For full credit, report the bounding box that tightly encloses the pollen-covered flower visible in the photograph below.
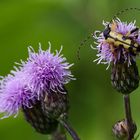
[22,43,74,97]
[93,18,140,68]
[93,18,140,94]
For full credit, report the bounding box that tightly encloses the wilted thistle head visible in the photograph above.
[0,43,74,134]
[93,18,140,94]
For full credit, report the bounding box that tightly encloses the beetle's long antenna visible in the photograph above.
[77,33,93,60]
[110,8,140,24]
[77,8,140,60]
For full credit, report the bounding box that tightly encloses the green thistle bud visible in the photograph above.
[112,119,137,140]
[111,61,139,94]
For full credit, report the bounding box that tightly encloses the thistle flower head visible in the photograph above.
[93,18,140,94]
[0,72,36,119]
[93,18,140,68]
[0,43,74,121]
[22,43,74,97]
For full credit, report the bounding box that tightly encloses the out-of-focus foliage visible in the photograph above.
[0,0,140,140]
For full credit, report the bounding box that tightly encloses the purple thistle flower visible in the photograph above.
[93,18,140,94]
[0,72,36,119]
[93,18,140,69]
[0,43,74,120]
[22,43,75,97]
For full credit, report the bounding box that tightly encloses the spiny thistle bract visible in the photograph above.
[93,18,140,94]
[0,43,75,134]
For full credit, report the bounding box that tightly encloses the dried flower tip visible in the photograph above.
[112,119,137,140]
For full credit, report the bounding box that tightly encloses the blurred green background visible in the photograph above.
[0,0,140,140]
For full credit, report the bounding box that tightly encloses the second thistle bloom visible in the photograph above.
[93,18,140,94]
[22,43,73,134]
[22,43,74,96]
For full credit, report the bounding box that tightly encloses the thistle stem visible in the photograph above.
[58,118,80,140]
[124,95,135,140]
[51,125,67,140]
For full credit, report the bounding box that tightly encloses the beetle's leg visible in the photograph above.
[122,27,139,40]
[126,27,139,37]
[110,21,117,31]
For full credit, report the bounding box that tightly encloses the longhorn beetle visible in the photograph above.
[77,8,140,59]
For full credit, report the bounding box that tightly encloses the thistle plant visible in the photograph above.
[0,43,80,140]
[93,18,140,140]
